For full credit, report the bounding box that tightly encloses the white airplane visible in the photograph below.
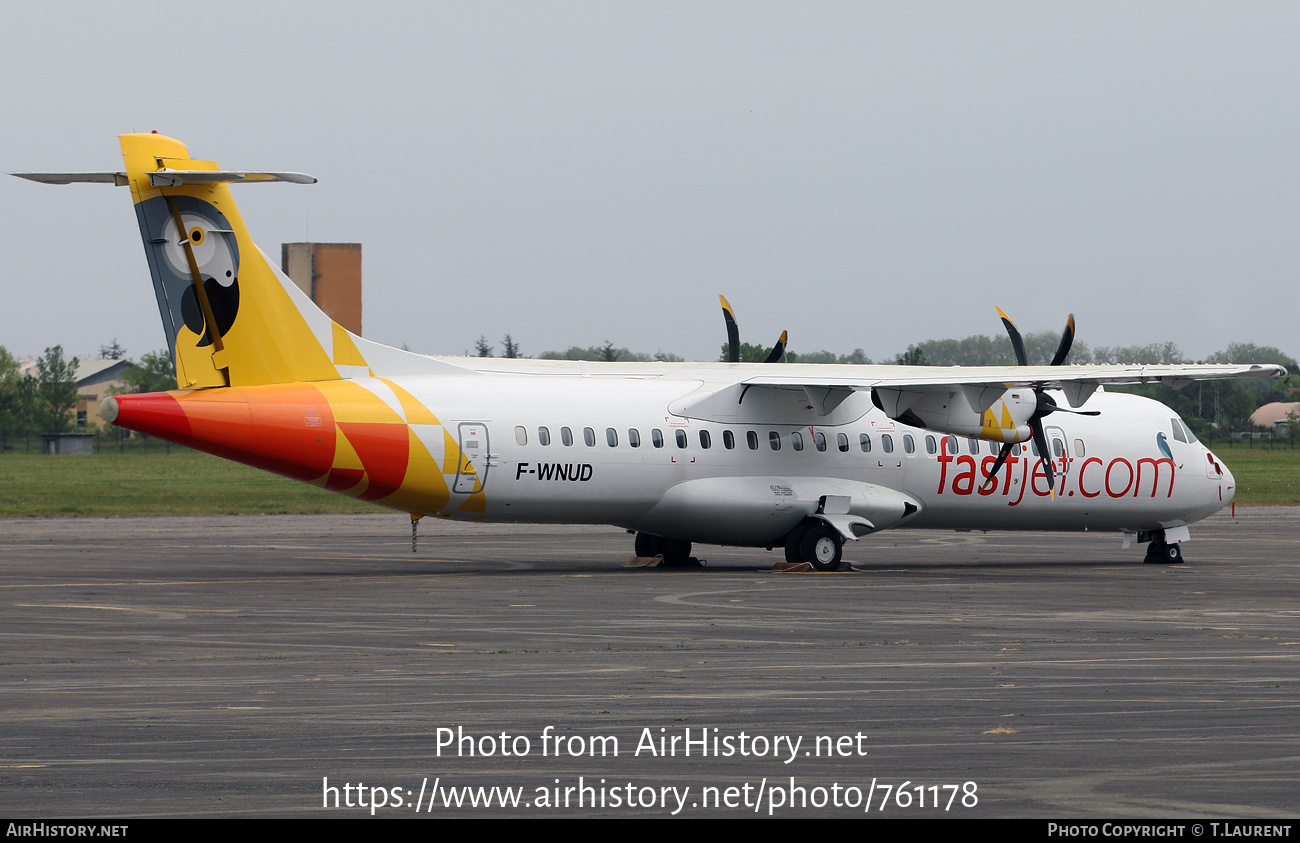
[15,134,1286,569]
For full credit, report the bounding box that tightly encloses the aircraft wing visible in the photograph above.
[738,362,1287,413]
[742,362,1285,391]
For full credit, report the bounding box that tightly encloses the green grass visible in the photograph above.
[1,442,1296,517]
[0,450,377,517]
[1208,442,1300,506]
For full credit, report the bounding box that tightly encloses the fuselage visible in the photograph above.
[105,359,1234,550]
[411,367,1232,540]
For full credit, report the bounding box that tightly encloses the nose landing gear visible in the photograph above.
[1144,538,1184,564]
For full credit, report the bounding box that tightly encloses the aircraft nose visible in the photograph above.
[1208,448,1235,504]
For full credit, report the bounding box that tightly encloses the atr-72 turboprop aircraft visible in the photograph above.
[15,134,1287,569]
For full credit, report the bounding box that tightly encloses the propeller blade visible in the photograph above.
[1049,314,1076,367]
[997,307,1028,366]
[720,295,741,363]
[764,330,788,363]
[1031,421,1055,496]
[979,442,1014,492]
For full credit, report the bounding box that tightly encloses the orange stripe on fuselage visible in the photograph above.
[336,422,410,501]
[109,379,452,514]
[111,383,337,483]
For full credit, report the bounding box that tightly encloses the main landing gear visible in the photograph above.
[633,532,698,567]
[784,519,845,572]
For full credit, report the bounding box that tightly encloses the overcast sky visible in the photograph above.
[3,2,1297,365]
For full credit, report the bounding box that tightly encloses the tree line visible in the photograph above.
[0,343,174,448]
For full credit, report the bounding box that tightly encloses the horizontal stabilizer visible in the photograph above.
[148,169,317,186]
[12,172,130,186]
[12,170,316,187]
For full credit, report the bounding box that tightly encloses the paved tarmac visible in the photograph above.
[1,509,1297,818]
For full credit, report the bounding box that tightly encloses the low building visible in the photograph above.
[1250,401,1300,434]
[17,356,132,431]
[282,242,362,335]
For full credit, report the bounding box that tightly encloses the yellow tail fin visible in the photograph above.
[121,132,346,387]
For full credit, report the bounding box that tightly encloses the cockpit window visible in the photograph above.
[1170,418,1187,444]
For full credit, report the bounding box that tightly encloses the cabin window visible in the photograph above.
[561,426,573,446]
[989,441,1000,456]
[791,432,804,451]
[814,431,827,452]
[769,431,782,451]
[675,429,688,449]
[628,429,641,448]
[1029,440,1039,457]
[538,426,551,446]
[584,427,596,447]
[881,433,894,453]
[859,433,871,453]
[947,436,958,455]
[1052,438,1064,458]
[925,435,937,455]
[903,434,915,454]
[699,430,712,449]
[723,430,735,450]
[967,437,979,454]
[837,432,849,452]
[1074,438,1085,457]
[514,426,527,446]
[652,429,664,448]
[606,427,618,447]
[1012,443,1022,456]
[747,430,759,450]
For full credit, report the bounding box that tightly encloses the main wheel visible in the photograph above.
[658,538,693,567]
[799,523,843,572]
[634,532,662,558]
[784,521,815,565]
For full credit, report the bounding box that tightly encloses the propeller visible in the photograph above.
[980,309,1100,496]
[721,295,741,363]
[764,330,788,364]
[720,295,787,363]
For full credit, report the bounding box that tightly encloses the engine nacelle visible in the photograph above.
[873,385,1035,444]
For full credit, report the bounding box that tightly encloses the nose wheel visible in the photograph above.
[1144,540,1184,564]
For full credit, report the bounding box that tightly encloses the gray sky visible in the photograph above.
[3,2,1297,365]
